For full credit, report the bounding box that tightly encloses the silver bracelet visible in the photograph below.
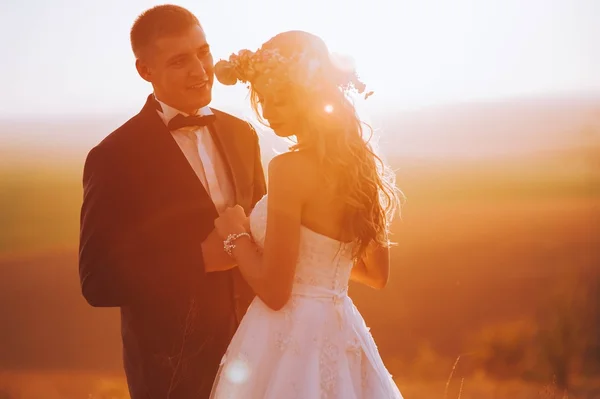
[223,232,251,257]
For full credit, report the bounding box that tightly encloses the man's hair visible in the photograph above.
[130,4,201,59]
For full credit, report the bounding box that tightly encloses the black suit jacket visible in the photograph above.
[78,95,266,398]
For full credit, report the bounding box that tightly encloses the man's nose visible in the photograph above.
[189,57,208,79]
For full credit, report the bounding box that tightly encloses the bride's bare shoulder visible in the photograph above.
[267,151,318,194]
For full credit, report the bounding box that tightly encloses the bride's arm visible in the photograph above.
[215,155,305,311]
[350,238,390,289]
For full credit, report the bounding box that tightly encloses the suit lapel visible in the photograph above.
[136,95,252,212]
[209,110,251,211]
[138,95,215,209]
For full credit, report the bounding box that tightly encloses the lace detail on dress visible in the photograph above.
[319,335,339,396]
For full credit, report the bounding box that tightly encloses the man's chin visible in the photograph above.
[185,94,212,112]
[195,97,212,109]
[184,85,212,108]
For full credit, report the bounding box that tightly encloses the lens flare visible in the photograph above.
[224,358,250,384]
[324,104,334,113]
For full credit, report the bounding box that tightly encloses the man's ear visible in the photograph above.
[135,58,152,83]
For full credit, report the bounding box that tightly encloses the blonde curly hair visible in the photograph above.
[215,31,402,259]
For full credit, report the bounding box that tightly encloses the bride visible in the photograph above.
[210,30,404,398]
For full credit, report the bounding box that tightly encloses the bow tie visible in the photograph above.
[168,113,216,131]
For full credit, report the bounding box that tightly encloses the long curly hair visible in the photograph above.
[216,31,402,259]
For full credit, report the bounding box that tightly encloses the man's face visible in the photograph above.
[137,25,214,113]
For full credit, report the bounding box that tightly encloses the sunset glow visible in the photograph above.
[0,1,598,398]
[0,0,598,117]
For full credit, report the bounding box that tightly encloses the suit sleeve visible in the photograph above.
[249,125,267,207]
[78,146,135,307]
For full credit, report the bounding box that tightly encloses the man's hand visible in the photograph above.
[201,229,237,273]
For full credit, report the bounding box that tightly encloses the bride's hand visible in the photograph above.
[215,205,248,239]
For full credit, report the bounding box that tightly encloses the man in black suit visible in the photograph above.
[78,5,266,398]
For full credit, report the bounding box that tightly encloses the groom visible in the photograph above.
[78,5,266,399]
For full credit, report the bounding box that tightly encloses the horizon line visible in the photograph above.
[1,88,599,122]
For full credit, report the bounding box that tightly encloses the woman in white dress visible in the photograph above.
[210,30,404,399]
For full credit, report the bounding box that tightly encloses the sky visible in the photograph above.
[0,0,599,118]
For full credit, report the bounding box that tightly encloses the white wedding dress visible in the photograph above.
[209,195,403,398]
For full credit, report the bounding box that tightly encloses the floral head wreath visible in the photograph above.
[214,47,374,100]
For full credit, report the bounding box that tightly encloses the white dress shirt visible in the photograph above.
[154,96,234,214]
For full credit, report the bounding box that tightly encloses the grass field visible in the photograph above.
[1,369,598,399]
[0,146,598,398]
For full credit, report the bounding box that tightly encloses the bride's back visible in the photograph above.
[289,151,359,245]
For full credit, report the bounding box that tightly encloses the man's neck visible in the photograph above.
[153,94,198,116]
[153,93,213,128]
